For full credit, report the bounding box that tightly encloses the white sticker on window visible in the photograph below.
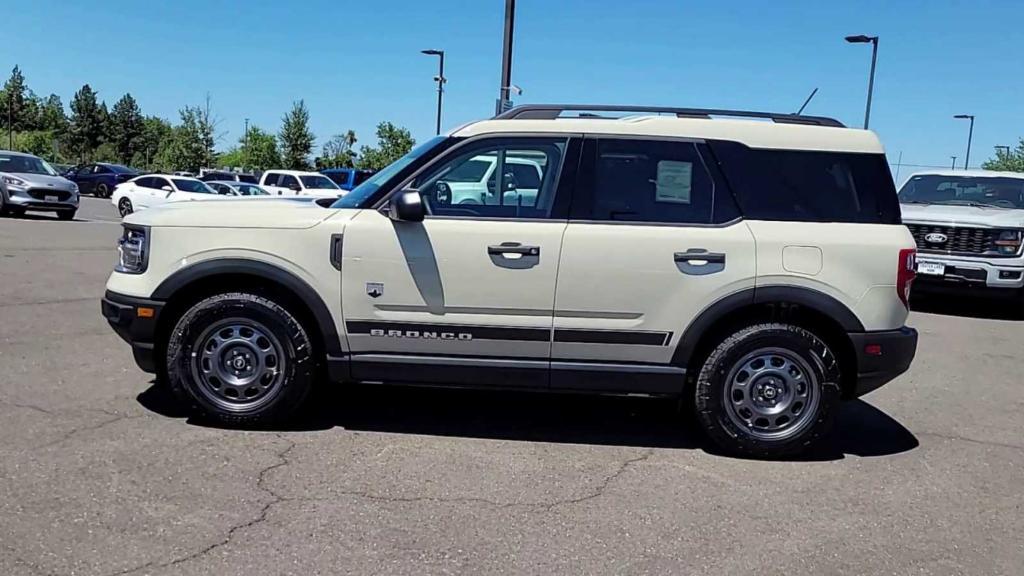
[654,161,693,204]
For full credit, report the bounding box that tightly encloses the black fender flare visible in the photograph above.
[152,258,343,356]
[672,285,864,367]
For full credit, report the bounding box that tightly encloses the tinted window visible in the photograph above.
[262,173,280,186]
[578,139,730,224]
[353,171,373,186]
[299,175,338,189]
[709,141,900,224]
[134,177,154,189]
[279,175,299,189]
[76,165,93,177]
[236,184,268,196]
[324,172,349,186]
[413,137,568,219]
[173,179,215,193]
[151,177,172,190]
[95,165,112,174]
[237,174,258,184]
[108,164,135,174]
[445,159,491,182]
[899,175,1024,209]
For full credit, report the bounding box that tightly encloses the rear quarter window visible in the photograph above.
[708,141,901,224]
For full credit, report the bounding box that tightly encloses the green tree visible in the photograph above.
[136,116,173,169]
[982,139,1024,172]
[108,93,144,164]
[316,130,357,169]
[217,147,244,168]
[240,126,281,170]
[154,106,211,172]
[12,131,58,159]
[1,65,38,133]
[38,94,68,133]
[356,121,415,171]
[68,84,106,161]
[279,100,314,170]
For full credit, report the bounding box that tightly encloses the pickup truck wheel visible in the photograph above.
[165,292,315,426]
[694,323,841,459]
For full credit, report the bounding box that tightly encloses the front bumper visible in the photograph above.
[848,327,918,398]
[101,290,164,373]
[7,186,79,210]
[914,252,1024,289]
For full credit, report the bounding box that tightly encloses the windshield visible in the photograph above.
[236,184,269,196]
[0,153,59,176]
[332,136,449,208]
[299,175,339,190]
[173,179,216,193]
[899,175,1024,209]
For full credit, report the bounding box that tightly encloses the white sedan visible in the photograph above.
[112,174,225,216]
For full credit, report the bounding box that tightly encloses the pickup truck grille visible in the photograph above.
[905,223,1014,257]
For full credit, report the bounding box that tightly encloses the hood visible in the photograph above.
[3,172,77,190]
[124,197,358,229]
[900,203,1024,228]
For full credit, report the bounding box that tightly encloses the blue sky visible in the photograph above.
[5,0,1023,178]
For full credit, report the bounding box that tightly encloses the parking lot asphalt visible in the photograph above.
[0,196,1022,576]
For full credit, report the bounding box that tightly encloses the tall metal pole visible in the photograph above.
[864,38,878,129]
[951,156,957,170]
[964,116,974,170]
[497,0,515,115]
[7,89,12,149]
[435,52,445,135]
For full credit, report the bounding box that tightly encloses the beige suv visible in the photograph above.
[102,104,918,458]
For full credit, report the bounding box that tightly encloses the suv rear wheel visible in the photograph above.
[165,292,316,426]
[694,323,841,458]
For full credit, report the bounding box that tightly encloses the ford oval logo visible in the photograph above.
[925,232,948,243]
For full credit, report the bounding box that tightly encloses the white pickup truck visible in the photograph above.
[260,170,342,197]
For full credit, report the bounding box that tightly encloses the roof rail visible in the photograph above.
[494,104,845,128]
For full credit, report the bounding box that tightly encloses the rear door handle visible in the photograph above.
[488,243,540,257]
[674,249,726,275]
[674,251,725,264]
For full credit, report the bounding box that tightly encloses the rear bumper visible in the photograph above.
[848,327,918,398]
[101,290,164,373]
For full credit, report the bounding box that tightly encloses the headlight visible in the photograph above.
[2,175,25,187]
[70,183,79,193]
[116,226,149,274]
[994,230,1022,255]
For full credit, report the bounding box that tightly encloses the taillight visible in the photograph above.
[897,248,916,309]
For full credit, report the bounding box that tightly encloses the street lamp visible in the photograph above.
[950,156,957,170]
[421,49,446,135]
[845,34,879,129]
[954,114,975,170]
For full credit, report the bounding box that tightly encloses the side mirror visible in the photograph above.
[388,191,425,222]
[289,183,301,192]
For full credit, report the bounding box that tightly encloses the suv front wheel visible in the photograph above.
[694,323,841,458]
[165,292,316,426]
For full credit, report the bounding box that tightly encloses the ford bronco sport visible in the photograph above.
[102,104,918,458]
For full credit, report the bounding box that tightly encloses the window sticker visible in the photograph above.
[654,160,693,204]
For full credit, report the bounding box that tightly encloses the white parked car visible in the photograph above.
[260,170,342,197]
[112,174,223,216]
[899,169,1024,305]
[438,153,544,207]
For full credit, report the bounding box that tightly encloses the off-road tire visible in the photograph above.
[694,323,842,459]
[165,292,316,426]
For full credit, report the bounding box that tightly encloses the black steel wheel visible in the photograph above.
[694,323,841,458]
[165,292,316,426]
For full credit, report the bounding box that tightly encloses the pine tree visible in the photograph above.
[279,100,314,170]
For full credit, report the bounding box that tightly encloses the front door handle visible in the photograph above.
[488,243,540,257]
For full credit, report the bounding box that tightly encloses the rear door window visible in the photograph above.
[708,141,900,224]
[262,173,280,186]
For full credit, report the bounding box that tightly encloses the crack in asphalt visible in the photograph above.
[99,444,654,575]
[107,435,298,576]
[918,430,1024,452]
[297,448,656,511]
[0,399,59,416]
[31,412,145,451]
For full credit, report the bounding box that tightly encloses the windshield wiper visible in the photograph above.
[940,200,1004,209]
[901,200,932,205]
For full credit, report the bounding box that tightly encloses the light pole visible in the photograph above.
[950,156,957,170]
[243,117,250,170]
[995,145,1010,157]
[496,0,516,115]
[7,89,12,149]
[845,34,879,129]
[954,114,975,170]
[421,49,446,135]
